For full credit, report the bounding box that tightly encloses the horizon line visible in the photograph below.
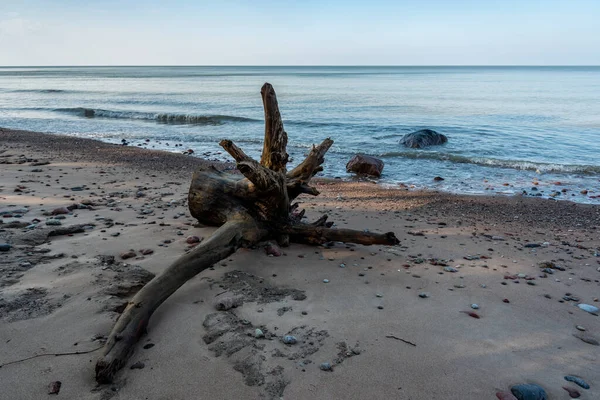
[1,64,600,68]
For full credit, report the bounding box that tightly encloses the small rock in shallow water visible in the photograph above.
[319,362,332,371]
[510,383,547,400]
[578,304,599,314]
[562,386,581,398]
[282,335,297,345]
[564,376,590,389]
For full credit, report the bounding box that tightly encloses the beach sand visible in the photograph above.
[1,128,599,399]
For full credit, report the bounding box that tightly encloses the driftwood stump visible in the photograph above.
[95,83,399,383]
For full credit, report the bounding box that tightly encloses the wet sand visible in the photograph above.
[1,128,599,399]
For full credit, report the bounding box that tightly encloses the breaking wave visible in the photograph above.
[54,107,259,125]
[379,151,600,174]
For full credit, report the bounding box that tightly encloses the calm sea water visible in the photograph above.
[1,66,599,203]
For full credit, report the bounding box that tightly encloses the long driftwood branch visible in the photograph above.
[95,214,264,383]
[282,224,400,246]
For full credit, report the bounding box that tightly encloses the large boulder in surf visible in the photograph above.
[346,154,384,177]
[400,129,448,148]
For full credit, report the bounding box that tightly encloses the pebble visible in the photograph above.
[573,333,599,346]
[418,292,429,298]
[140,249,154,255]
[130,361,145,370]
[562,386,581,398]
[376,293,383,298]
[319,362,332,371]
[323,279,329,283]
[503,299,510,303]
[120,250,137,259]
[51,207,70,215]
[564,376,590,389]
[576,325,586,331]
[578,304,599,314]
[526,281,536,286]
[510,383,547,400]
[471,304,479,310]
[496,391,518,400]
[47,381,62,395]
[0,243,11,252]
[339,263,346,268]
[45,219,62,226]
[443,266,458,273]
[254,329,265,338]
[282,335,297,345]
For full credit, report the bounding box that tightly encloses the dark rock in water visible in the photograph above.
[563,386,581,398]
[346,154,384,177]
[400,129,448,148]
[433,176,445,181]
[510,384,547,400]
[564,375,590,389]
[0,243,11,252]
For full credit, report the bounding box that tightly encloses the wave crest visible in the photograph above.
[54,107,259,125]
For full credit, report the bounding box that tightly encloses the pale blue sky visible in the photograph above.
[1,0,599,65]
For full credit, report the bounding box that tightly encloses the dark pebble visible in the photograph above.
[564,375,590,389]
[143,343,155,349]
[0,243,11,252]
[130,361,145,370]
[510,383,547,400]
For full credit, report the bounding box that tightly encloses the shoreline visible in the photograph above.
[1,127,599,399]
[2,127,598,211]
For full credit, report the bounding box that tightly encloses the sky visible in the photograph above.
[0,0,599,66]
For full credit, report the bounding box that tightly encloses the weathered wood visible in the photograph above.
[95,213,264,383]
[281,224,400,246]
[95,83,399,384]
[260,83,288,172]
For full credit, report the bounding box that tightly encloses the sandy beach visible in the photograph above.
[1,128,599,399]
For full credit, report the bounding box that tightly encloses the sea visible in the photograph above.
[1,66,599,203]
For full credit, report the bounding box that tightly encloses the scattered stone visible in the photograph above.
[443,266,458,273]
[282,335,297,345]
[433,176,444,181]
[471,304,479,310]
[130,361,145,370]
[319,362,332,371]
[503,299,510,303]
[51,207,70,216]
[345,154,384,177]
[143,343,155,350]
[496,391,518,400]
[323,279,329,283]
[185,235,202,245]
[214,294,244,311]
[418,292,429,298]
[578,304,599,314]
[47,381,62,395]
[510,383,547,400]
[264,241,282,257]
[120,250,137,260]
[45,219,62,226]
[573,333,599,346]
[254,329,265,338]
[400,129,448,148]
[562,386,581,398]
[564,376,590,389]
[0,243,11,252]
[576,325,586,332]
[139,248,154,255]
[524,243,541,248]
